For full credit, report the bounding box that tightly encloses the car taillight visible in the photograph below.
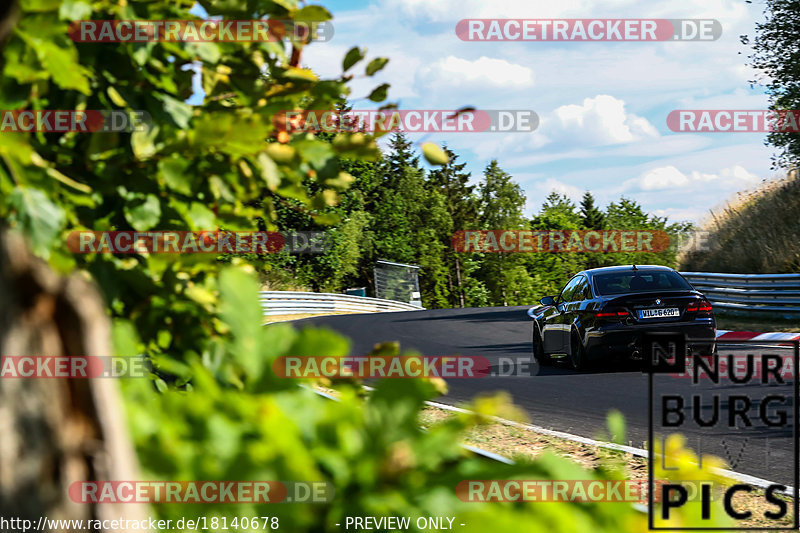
[687,300,713,313]
[596,308,629,318]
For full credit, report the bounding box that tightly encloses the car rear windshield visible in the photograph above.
[592,271,692,295]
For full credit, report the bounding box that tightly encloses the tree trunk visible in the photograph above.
[454,256,465,308]
[0,230,150,531]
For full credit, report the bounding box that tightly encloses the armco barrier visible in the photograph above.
[260,291,424,317]
[681,272,800,315]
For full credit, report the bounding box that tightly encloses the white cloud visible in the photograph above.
[299,0,776,224]
[531,178,584,201]
[523,177,585,215]
[383,0,640,22]
[510,154,773,222]
[380,0,755,43]
[443,94,659,164]
[607,135,713,158]
[544,94,658,145]
[418,56,534,90]
[633,166,691,190]
[625,164,760,192]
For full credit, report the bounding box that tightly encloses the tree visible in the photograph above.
[528,192,584,297]
[579,191,606,268]
[428,147,478,307]
[477,160,534,305]
[604,197,688,267]
[532,192,582,230]
[580,191,605,229]
[384,132,420,187]
[742,0,800,168]
[368,134,425,265]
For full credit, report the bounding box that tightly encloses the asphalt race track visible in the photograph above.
[294,307,797,487]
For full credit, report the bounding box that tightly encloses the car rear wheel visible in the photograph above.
[532,326,552,366]
[569,332,586,370]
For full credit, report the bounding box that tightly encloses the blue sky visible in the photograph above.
[296,0,782,224]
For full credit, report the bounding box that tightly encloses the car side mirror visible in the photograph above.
[540,296,556,306]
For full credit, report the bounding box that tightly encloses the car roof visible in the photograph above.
[580,265,676,278]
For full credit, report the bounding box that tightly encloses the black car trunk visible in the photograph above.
[604,291,705,323]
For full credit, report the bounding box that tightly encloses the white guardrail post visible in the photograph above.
[681,272,800,315]
[260,291,425,317]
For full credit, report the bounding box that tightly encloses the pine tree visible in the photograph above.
[477,160,533,306]
[385,132,420,189]
[528,192,584,297]
[579,191,606,268]
[427,147,478,307]
[579,191,605,229]
[479,160,526,228]
[370,133,423,265]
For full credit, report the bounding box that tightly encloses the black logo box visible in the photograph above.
[644,334,799,531]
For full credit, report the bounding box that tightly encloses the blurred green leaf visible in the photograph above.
[131,125,160,160]
[365,57,389,76]
[422,142,449,166]
[188,202,216,229]
[158,156,193,195]
[219,267,265,380]
[113,319,142,357]
[343,47,365,72]
[367,83,389,102]
[153,93,193,129]
[294,5,332,22]
[257,153,281,191]
[606,409,626,445]
[7,187,65,259]
[123,194,162,231]
[58,0,92,19]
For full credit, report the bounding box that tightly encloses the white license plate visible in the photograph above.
[638,308,679,319]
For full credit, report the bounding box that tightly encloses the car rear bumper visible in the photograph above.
[584,319,716,360]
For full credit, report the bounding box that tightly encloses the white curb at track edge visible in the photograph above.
[716,329,800,341]
[422,398,796,497]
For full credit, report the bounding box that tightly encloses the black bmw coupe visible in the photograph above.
[528,265,716,369]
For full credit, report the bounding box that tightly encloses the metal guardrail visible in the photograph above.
[260,291,424,317]
[681,272,800,315]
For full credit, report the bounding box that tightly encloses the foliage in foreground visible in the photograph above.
[0,0,389,369]
[1,0,734,530]
[125,267,648,532]
[123,267,740,532]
